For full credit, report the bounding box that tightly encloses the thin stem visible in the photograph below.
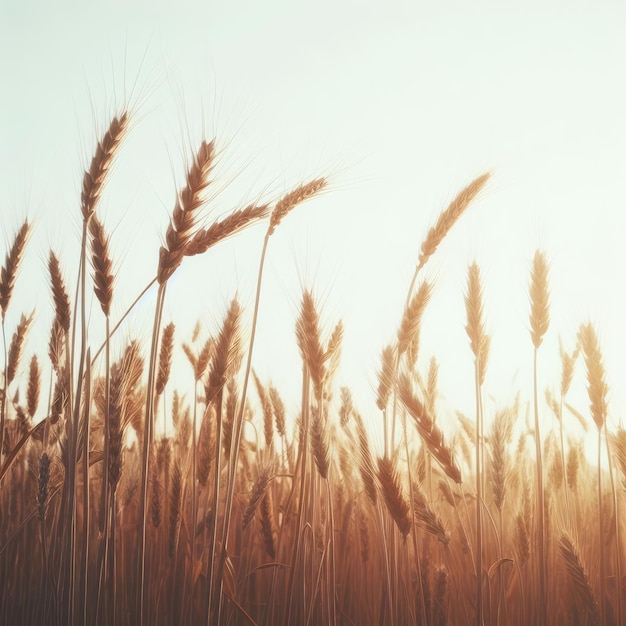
[558,396,571,523]
[91,277,157,367]
[475,359,483,626]
[0,320,7,467]
[67,219,91,626]
[99,316,111,623]
[207,387,225,625]
[605,424,622,626]
[138,281,167,626]
[533,347,547,625]
[285,365,311,626]
[214,232,271,624]
[598,430,606,626]
[82,351,91,626]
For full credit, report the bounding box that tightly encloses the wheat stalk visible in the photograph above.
[529,251,550,349]
[578,322,610,626]
[465,260,489,626]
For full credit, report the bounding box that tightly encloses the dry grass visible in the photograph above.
[1,112,625,626]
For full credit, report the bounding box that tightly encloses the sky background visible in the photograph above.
[2,1,626,454]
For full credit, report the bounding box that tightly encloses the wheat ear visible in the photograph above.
[558,534,600,625]
[0,220,30,318]
[412,484,450,544]
[157,140,215,283]
[528,250,551,626]
[242,465,272,530]
[529,250,550,349]
[377,455,412,537]
[7,311,34,385]
[185,203,269,257]
[27,355,40,419]
[155,323,175,397]
[398,374,462,484]
[578,322,609,625]
[89,216,114,316]
[295,290,326,399]
[416,172,490,273]
[577,323,608,431]
[464,260,489,626]
[81,112,129,219]
[268,177,327,234]
[48,251,71,333]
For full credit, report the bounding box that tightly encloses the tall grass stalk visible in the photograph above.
[529,250,550,625]
[465,261,489,626]
[578,322,609,626]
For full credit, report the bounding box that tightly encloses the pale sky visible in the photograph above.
[2,1,625,451]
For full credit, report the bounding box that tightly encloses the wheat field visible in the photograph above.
[0,110,625,626]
